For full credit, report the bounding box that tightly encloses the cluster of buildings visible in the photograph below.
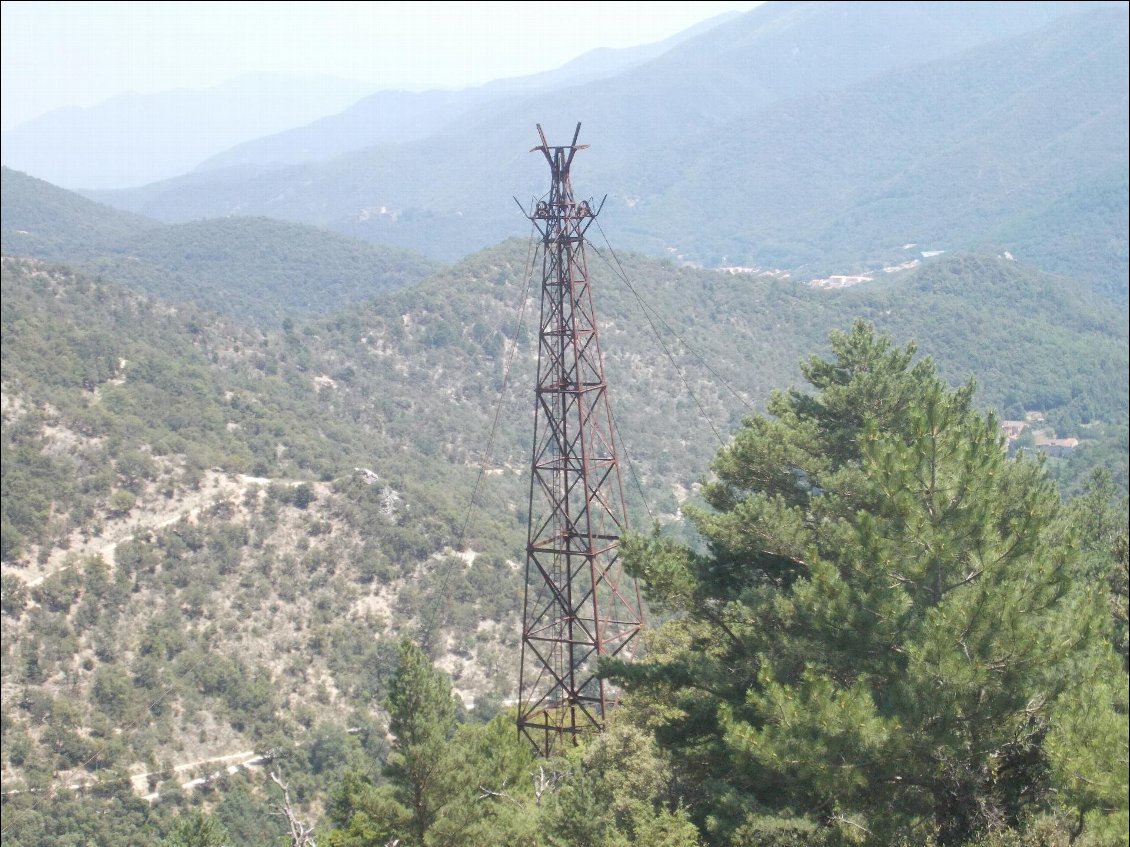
[808,273,874,289]
[808,246,948,289]
[714,265,791,279]
[999,414,1080,457]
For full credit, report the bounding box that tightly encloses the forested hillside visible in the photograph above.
[1,168,159,260]
[289,239,1126,509]
[2,233,1126,843]
[1,168,439,325]
[0,257,524,846]
[1,3,1126,842]
[82,217,440,325]
[3,237,1124,588]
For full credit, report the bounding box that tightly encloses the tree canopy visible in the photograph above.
[610,321,1127,845]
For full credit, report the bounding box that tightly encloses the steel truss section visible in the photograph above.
[517,124,645,757]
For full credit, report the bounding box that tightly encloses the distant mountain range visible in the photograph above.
[0,13,736,192]
[74,1,1126,301]
[0,74,375,189]
[193,11,740,173]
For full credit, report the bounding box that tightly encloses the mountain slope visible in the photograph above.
[1,257,520,846]
[87,217,441,325]
[1,169,439,325]
[4,240,1122,582]
[289,241,1128,513]
[618,6,1129,291]
[1,167,160,259]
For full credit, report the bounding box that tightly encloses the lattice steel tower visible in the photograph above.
[517,124,645,757]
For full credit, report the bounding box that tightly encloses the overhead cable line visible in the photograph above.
[608,406,655,525]
[588,231,726,448]
[418,227,539,643]
[593,219,757,417]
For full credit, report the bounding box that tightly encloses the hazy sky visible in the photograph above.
[1,1,763,130]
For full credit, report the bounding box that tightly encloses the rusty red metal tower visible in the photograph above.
[517,124,645,757]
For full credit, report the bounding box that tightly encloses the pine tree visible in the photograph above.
[385,638,459,844]
[1043,469,1129,842]
[327,644,544,847]
[327,638,458,847]
[610,322,1123,845]
[162,810,231,847]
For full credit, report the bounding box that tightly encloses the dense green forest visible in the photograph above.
[82,217,440,326]
[1,167,159,259]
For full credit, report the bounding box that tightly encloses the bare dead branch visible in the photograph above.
[269,770,317,847]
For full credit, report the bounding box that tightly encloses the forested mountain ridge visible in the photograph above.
[1,167,160,260]
[1,167,440,325]
[13,167,1124,456]
[2,233,1126,843]
[81,217,440,326]
[293,240,1127,507]
[1,256,525,845]
[85,3,1129,300]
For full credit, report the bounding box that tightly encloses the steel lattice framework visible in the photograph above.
[517,124,645,757]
